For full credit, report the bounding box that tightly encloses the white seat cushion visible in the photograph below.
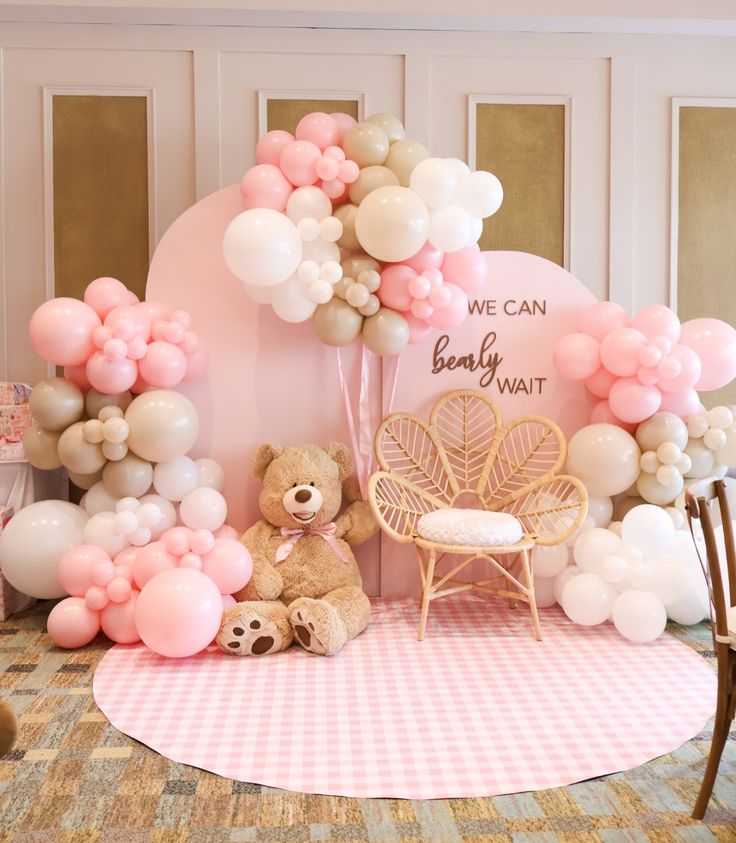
[417,508,523,546]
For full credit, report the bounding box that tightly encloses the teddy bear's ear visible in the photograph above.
[325,442,353,480]
[251,443,283,480]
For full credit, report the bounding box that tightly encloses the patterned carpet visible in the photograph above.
[0,602,734,843]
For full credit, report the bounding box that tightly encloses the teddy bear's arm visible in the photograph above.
[236,521,284,601]
[334,500,379,546]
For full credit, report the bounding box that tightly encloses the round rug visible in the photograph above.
[93,596,716,799]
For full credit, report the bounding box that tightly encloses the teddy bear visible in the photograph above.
[216,442,378,657]
[0,700,16,756]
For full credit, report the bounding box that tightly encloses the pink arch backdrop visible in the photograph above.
[147,186,596,596]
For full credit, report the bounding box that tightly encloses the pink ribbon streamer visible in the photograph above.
[275,522,350,565]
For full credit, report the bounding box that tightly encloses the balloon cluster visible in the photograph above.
[223,111,499,356]
[553,302,736,426]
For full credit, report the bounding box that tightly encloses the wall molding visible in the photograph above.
[257,89,365,137]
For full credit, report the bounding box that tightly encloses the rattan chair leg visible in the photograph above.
[520,547,542,641]
[418,549,437,642]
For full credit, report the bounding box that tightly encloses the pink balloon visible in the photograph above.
[182,335,210,382]
[590,399,637,433]
[202,538,253,595]
[403,242,445,274]
[608,377,662,424]
[47,597,101,649]
[680,318,736,391]
[213,524,240,540]
[295,112,340,151]
[29,298,101,366]
[113,546,141,570]
[579,302,630,341]
[239,164,293,212]
[86,352,138,394]
[100,590,141,644]
[84,277,131,320]
[329,112,357,145]
[222,594,237,610]
[137,300,171,323]
[162,526,192,556]
[138,341,187,388]
[585,366,618,399]
[378,265,415,311]
[279,140,322,187]
[105,305,152,342]
[631,304,681,342]
[553,333,600,380]
[255,129,294,167]
[440,244,488,294]
[657,344,702,393]
[599,327,647,377]
[425,284,468,330]
[58,545,111,597]
[63,364,91,392]
[135,567,223,658]
[659,387,702,419]
[132,541,178,590]
[129,372,156,394]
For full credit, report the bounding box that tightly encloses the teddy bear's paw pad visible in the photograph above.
[291,610,329,655]
[217,615,282,656]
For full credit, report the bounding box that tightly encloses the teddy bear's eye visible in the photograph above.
[309,481,315,487]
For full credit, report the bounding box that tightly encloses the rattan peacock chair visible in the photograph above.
[368,389,588,641]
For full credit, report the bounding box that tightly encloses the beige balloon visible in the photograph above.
[354,185,430,262]
[343,122,390,168]
[68,468,104,491]
[362,308,410,356]
[334,204,360,251]
[341,254,381,280]
[85,389,132,420]
[365,112,406,144]
[348,165,399,206]
[636,471,683,506]
[57,421,107,475]
[22,425,62,470]
[125,390,199,463]
[29,378,84,431]
[312,299,364,347]
[634,412,688,452]
[385,138,430,187]
[102,453,153,499]
[566,423,641,497]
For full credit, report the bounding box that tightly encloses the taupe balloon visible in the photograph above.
[343,122,390,168]
[635,412,688,452]
[312,299,364,347]
[341,254,381,280]
[57,421,107,475]
[613,495,647,521]
[29,378,84,431]
[22,425,62,470]
[348,165,399,205]
[365,112,406,144]
[362,308,410,356]
[85,389,132,420]
[385,139,430,186]
[125,390,199,463]
[102,453,153,499]
[68,468,104,491]
[334,204,360,251]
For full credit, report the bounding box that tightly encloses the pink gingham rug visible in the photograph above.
[93,596,716,799]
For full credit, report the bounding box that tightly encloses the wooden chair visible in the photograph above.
[684,477,736,820]
[368,389,587,641]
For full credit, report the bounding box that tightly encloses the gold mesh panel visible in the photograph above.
[266,98,359,135]
[474,102,565,266]
[52,95,150,302]
[678,105,736,405]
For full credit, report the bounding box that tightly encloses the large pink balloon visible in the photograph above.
[29,298,101,366]
[657,345,702,393]
[631,304,681,342]
[590,399,637,433]
[377,265,415,311]
[135,567,223,658]
[202,538,253,594]
[100,591,141,644]
[425,283,468,330]
[659,387,702,418]
[86,352,138,394]
[138,341,187,388]
[404,242,444,274]
[58,544,111,597]
[608,377,662,423]
[132,541,178,589]
[137,300,171,323]
[84,277,131,320]
[330,112,357,145]
[255,129,294,166]
[599,327,647,377]
[279,140,322,187]
[47,597,101,648]
[585,366,618,399]
[239,164,293,211]
[680,318,736,391]
[579,302,630,341]
[553,333,600,380]
[440,244,488,293]
[295,112,340,150]
[105,305,152,342]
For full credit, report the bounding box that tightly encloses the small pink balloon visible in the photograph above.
[100,590,140,644]
[638,344,662,368]
[137,301,171,323]
[103,338,128,362]
[114,565,133,582]
[408,275,431,299]
[138,341,187,389]
[128,292,140,304]
[85,585,109,611]
[553,333,601,380]
[637,366,660,386]
[190,529,216,555]
[105,305,152,342]
[657,356,681,380]
[279,140,322,187]
[222,594,237,610]
[162,526,192,556]
[29,298,101,367]
[202,538,253,595]
[106,577,132,604]
[63,364,92,392]
[171,310,192,329]
[425,283,468,330]
[632,304,681,342]
[91,560,116,587]
[113,546,141,570]
[377,265,416,311]
[132,541,178,589]
[180,552,203,570]
[599,327,647,377]
[47,597,101,648]
[590,399,637,433]
[94,326,114,347]
[338,160,360,184]
[86,352,138,394]
[255,129,294,166]
[650,335,672,355]
[182,335,210,382]
[659,387,702,418]
[329,112,357,145]
[411,299,433,319]
[213,525,240,540]
[127,336,148,361]
[579,302,630,341]
[428,285,452,309]
[608,377,662,424]
[84,277,131,320]
[585,366,617,399]
[405,312,433,345]
[316,157,340,181]
[135,567,223,658]
[240,164,293,212]
[440,244,488,294]
[404,242,445,274]
[58,544,112,597]
[321,178,345,199]
[296,112,340,150]
[680,318,736,391]
[163,322,185,344]
[658,344,702,393]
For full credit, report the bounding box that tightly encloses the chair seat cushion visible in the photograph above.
[417,508,524,546]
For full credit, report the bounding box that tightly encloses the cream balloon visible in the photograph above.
[84,481,120,515]
[636,470,683,506]
[362,308,410,356]
[271,276,317,324]
[635,412,688,452]
[29,378,84,431]
[83,511,129,557]
[22,425,62,470]
[195,458,225,492]
[102,454,154,499]
[365,112,406,143]
[683,438,716,478]
[410,158,459,210]
[355,186,429,263]
[138,494,177,539]
[531,544,569,578]
[85,389,132,420]
[566,424,641,497]
[125,390,199,463]
[385,139,430,186]
[586,495,613,528]
[343,122,390,167]
[715,422,736,467]
[312,299,364,347]
[223,209,302,287]
[285,185,332,223]
[153,456,200,502]
[349,165,399,205]
[57,421,107,475]
[179,487,227,532]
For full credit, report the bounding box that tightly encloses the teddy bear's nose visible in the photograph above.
[294,488,312,503]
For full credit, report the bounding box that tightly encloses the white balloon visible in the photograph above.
[646,554,691,605]
[271,276,317,323]
[301,238,340,264]
[445,158,471,179]
[428,204,472,252]
[707,406,734,429]
[621,505,675,559]
[601,554,628,584]
[553,565,580,605]
[84,481,120,516]
[286,186,332,223]
[138,494,177,540]
[409,158,458,210]
[573,527,623,572]
[612,590,667,643]
[533,575,558,608]
[195,459,225,492]
[83,511,129,556]
[564,515,596,547]
[531,544,569,578]
[223,209,302,287]
[561,573,617,626]
[587,496,613,528]
[666,592,708,625]
[153,456,199,502]
[137,503,163,529]
[468,216,484,243]
[179,487,227,532]
[714,423,736,467]
[0,501,87,599]
[453,170,504,218]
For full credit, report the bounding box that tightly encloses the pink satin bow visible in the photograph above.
[275,522,350,565]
